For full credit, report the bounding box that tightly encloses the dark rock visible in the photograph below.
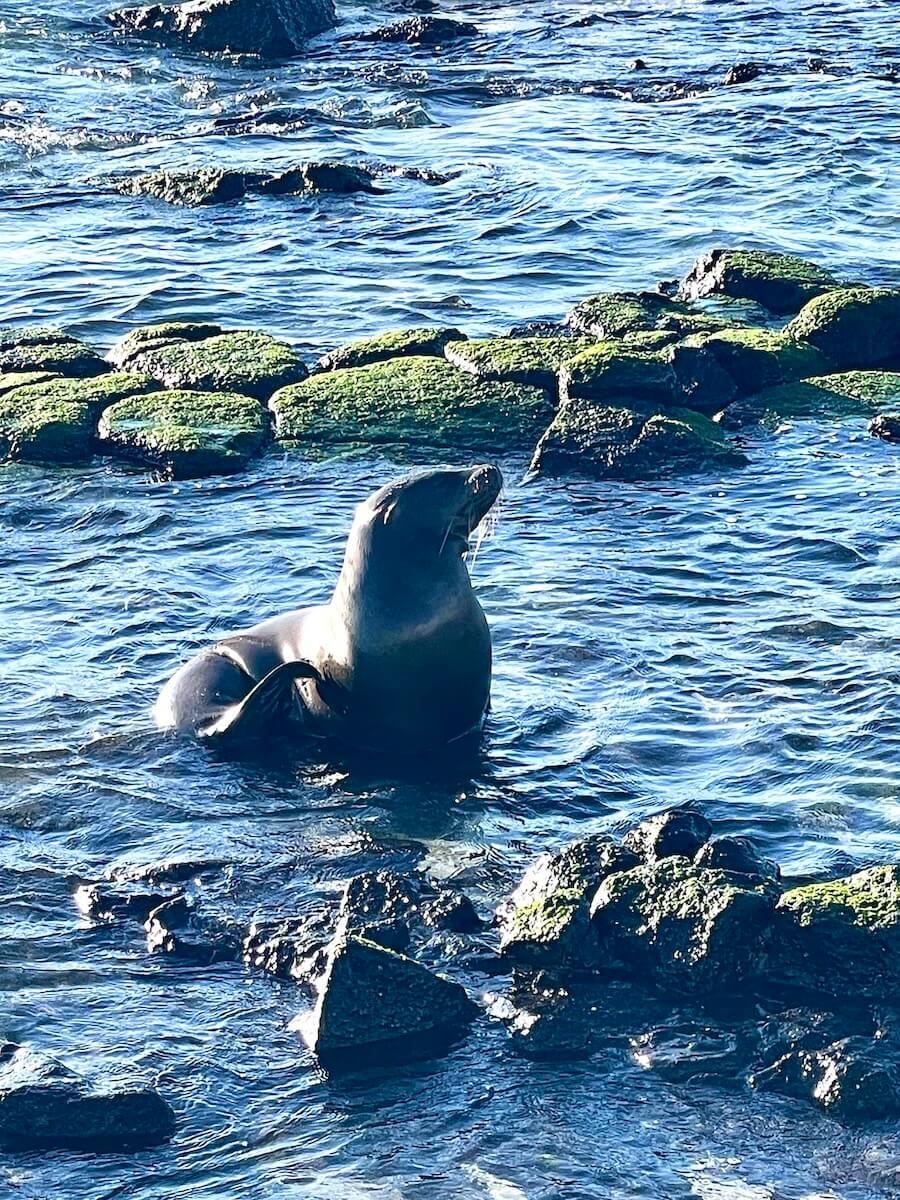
[106,0,336,57]
[665,339,738,416]
[694,837,781,883]
[723,62,762,86]
[116,162,379,207]
[680,327,831,395]
[307,935,478,1065]
[112,857,228,885]
[338,871,426,928]
[145,896,241,963]
[0,1049,175,1151]
[243,912,332,984]
[785,288,900,369]
[559,342,678,406]
[0,326,107,379]
[259,162,379,196]
[807,57,827,72]
[358,16,479,44]
[355,919,411,953]
[751,1036,900,1124]
[507,321,575,339]
[499,983,603,1059]
[630,58,647,70]
[630,1021,755,1082]
[591,858,776,995]
[74,881,180,923]
[680,249,839,315]
[315,326,466,373]
[623,809,712,862]
[422,891,482,933]
[756,1006,876,1065]
[870,412,900,442]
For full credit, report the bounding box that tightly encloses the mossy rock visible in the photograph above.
[566,290,733,340]
[531,399,747,481]
[316,327,466,373]
[680,327,831,394]
[0,371,59,397]
[126,330,308,401]
[680,249,838,315]
[561,343,678,406]
[720,370,900,428]
[0,326,107,378]
[0,373,160,463]
[115,169,250,207]
[785,287,900,368]
[444,336,594,390]
[97,389,270,478]
[270,356,553,452]
[108,322,224,370]
[773,866,900,1000]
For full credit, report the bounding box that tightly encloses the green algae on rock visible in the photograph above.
[785,287,900,368]
[308,934,478,1066]
[772,866,900,1000]
[0,373,160,464]
[560,344,677,406]
[0,327,107,379]
[680,249,839,314]
[444,336,594,390]
[532,399,747,481]
[270,356,553,452]
[97,388,270,478]
[590,858,777,994]
[0,371,59,397]
[108,322,225,370]
[316,326,466,373]
[125,330,308,401]
[114,163,379,207]
[679,327,832,396]
[719,370,900,428]
[566,290,732,340]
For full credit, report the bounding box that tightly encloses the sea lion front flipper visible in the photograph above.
[198,659,322,742]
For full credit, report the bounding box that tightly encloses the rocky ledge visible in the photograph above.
[107,0,336,56]
[3,248,899,480]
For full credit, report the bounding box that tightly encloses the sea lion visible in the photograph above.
[154,463,502,753]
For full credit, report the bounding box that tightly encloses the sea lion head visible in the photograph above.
[359,463,503,562]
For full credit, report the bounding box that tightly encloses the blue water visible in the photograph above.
[3,0,900,1195]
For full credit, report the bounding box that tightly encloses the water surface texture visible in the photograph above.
[3,0,900,1196]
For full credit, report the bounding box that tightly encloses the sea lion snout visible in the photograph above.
[464,463,502,529]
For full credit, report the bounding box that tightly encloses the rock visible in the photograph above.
[358,16,479,44]
[316,326,466,373]
[785,287,900,367]
[624,809,712,863]
[772,866,900,1000]
[499,834,638,970]
[0,326,107,378]
[97,388,270,478]
[74,880,180,923]
[694,837,780,883]
[507,321,575,339]
[531,399,747,482]
[243,912,332,984]
[499,982,604,1059]
[144,896,240,963]
[422,891,482,933]
[718,369,900,428]
[678,327,831,397]
[115,163,379,206]
[444,336,594,391]
[723,62,762,86]
[630,1021,754,1082]
[122,329,307,399]
[106,0,336,56]
[269,356,553,452]
[680,249,838,314]
[566,291,730,339]
[338,871,426,929]
[112,857,228,885]
[756,1006,876,1065]
[307,935,478,1065]
[259,161,379,196]
[630,58,647,70]
[751,1037,900,1124]
[355,919,411,953]
[0,371,60,396]
[870,412,900,442]
[560,343,677,406]
[108,322,224,370]
[590,858,776,994]
[663,340,738,416]
[0,1048,176,1151]
[0,372,160,464]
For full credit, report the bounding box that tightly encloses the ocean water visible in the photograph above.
[2,0,900,1196]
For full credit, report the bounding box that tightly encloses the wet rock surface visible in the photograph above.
[358,16,479,45]
[680,249,839,314]
[106,0,336,56]
[315,326,466,372]
[118,329,306,399]
[869,411,900,441]
[624,809,712,863]
[785,287,900,368]
[114,162,379,205]
[0,326,108,378]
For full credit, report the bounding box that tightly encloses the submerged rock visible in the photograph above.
[422,891,482,933]
[566,291,729,340]
[590,858,776,994]
[316,326,466,373]
[785,287,900,368]
[144,896,241,963]
[680,249,838,314]
[499,834,638,970]
[269,356,552,452]
[97,388,270,477]
[723,62,763,86]
[338,871,425,929]
[444,336,593,391]
[243,912,332,985]
[114,163,379,206]
[358,16,479,44]
[694,836,780,883]
[307,935,478,1065]
[0,1048,176,1151]
[531,399,747,482]
[751,1036,900,1124]
[870,412,900,442]
[0,373,160,464]
[722,369,900,427]
[0,326,107,378]
[74,880,180,923]
[106,0,336,57]
[772,865,900,1000]
[624,809,712,863]
[631,1021,754,1082]
[122,329,307,399]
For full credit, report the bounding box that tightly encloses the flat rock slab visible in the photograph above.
[107,0,336,56]
[678,327,831,398]
[566,291,732,340]
[308,935,478,1065]
[316,326,466,373]
[0,326,107,378]
[444,336,594,390]
[0,373,160,464]
[722,370,900,427]
[108,321,224,369]
[97,388,270,477]
[785,287,900,369]
[560,343,677,406]
[270,355,553,452]
[680,249,839,315]
[115,162,379,206]
[531,399,746,481]
[123,330,307,400]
